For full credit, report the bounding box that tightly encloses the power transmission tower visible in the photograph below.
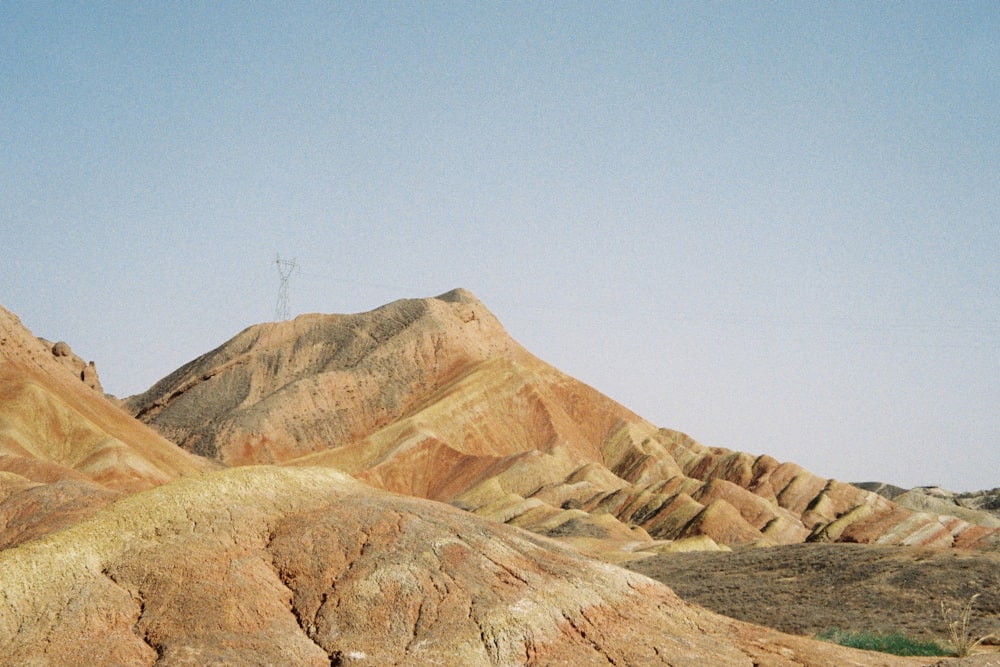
[274,255,297,321]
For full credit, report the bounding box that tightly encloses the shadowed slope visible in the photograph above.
[0,465,931,667]
[127,290,1000,555]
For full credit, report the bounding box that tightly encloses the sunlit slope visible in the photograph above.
[128,290,1000,554]
[0,304,214,547]
[127,288,529,463]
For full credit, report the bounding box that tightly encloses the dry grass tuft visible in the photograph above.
[941,593,997,657]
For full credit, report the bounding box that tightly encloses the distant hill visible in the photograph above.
[127,289,1000,555]
[856,481,1000,527]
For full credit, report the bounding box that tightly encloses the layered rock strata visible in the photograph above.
[127,290,1000,556]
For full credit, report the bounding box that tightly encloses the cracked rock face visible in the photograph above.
[0,466,931,667]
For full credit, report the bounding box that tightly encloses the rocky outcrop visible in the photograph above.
[0,465,932,667]
[43,339,104,393]
[126,290,1000,555]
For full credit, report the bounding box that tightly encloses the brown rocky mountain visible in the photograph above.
[0,305,213,548]
[127,289,1000,556]
[0,295,993,666]
[0,464,934,667]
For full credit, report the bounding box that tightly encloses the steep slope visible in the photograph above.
[0,465,931,667]
[127,290,1000,554]
[0,305,214,547]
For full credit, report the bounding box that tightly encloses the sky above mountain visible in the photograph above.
[3,2,997,491]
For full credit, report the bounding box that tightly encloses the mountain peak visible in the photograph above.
[126,290,526,463]
[434,286,479,304]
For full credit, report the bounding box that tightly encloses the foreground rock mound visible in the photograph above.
[0,466,930,667]
[127,290,1000,554]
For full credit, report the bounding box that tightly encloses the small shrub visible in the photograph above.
[941,593,997,657]
[815,628,949,657]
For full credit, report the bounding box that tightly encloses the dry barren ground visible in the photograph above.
[626,543,1000,651]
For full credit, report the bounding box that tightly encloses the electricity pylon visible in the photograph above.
[274,255,297,321]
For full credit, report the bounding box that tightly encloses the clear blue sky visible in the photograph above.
[3,2,998,491]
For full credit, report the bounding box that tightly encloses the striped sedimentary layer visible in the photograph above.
[126,290,999,557]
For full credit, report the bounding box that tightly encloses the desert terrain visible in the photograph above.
[628,543,1000,647]
[2,291,997,666]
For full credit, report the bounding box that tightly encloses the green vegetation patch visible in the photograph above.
[815,628,950,657]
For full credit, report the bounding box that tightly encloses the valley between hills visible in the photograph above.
[1,288,997,666]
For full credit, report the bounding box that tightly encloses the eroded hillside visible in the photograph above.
[0,295,991,666]
[127,289,1000,557]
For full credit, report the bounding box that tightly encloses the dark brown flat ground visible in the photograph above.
[625,543,1000,648]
